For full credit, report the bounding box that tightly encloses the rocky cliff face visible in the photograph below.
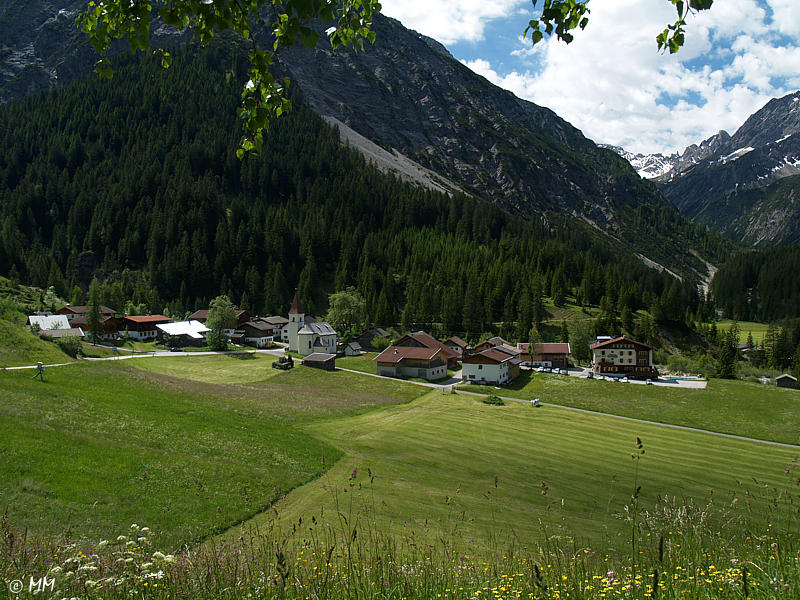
[656,92,800,246]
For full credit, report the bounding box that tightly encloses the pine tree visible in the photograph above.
[87,277,104,345]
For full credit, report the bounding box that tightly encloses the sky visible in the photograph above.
[378,0,800,155]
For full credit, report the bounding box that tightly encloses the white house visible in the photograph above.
[156,320,210,345]
[29,315,70,330]
[461,347,517,385]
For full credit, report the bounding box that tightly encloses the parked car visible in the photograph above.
[621,376,629,383]
[559,369,569,375]
[537,366,545,372]
[645,378,653,385]
[586,372,594,379]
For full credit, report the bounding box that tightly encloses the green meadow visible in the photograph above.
[0,317,74,367]
[225,390,798,553]
[0,359,424,549]
[462,371,800,445]
[712,319,771,344]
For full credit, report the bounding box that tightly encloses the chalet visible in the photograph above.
[302,352,337,371]
[529,342,571,369]
[58,305,117,321]
[259,316,290,343]
[189,309,252,327]
[239,321,274,348]
[374,346,448,381]
[444,336,469,359]
[473,336,512,354]
[462,347,520,385]
[156,320,210,346]
[394,331,459,368]
[122,315,173,340]
[357,327,392,350]
[287,291,338,356]
[776,374,797,390]
[71,315,123,341]
[590,336,657,379]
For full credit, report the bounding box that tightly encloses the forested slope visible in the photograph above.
[0,45,705,337]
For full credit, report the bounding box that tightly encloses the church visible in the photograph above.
[287,290,338,356]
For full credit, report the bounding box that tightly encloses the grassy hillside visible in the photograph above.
[462,372,800,445]
[0,360,425,548]
[227,391,797,553]
[0,316,73,367]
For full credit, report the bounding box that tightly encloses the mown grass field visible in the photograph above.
[462,371,800,444]
[0,359,425,549]
[228,390,799,554]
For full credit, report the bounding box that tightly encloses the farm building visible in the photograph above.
[357,327,392,350]
[529,343,571,369]
[122,315,173,340]
[394,331,459,368]
[777,374,797,389]
[29,314,70,330]
[302,352,336,371]
[58,305,117,321]
[375,346,448,381]
[590,336,657,379]
[461,347,520,385]
[444,336,469,359]
[343,341,363,356]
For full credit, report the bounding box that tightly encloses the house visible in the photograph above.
[156,320,210,346]
[444,336,469,359]
[58,305,117,321]
[287,291,338,356]
[529,342,571,369]
[590,336,657,379]
[302,352,337,371]
[259,316,290,343]
[29,315,70,330]
[462,347,521,385]
[777,374,797,390]
[71,315,123,341]
[374,346,448,381]
[239,321,274,348]
[473,336,512,354]
[394,331,459,368]
[122,315,173,340]
[357,327,392,350]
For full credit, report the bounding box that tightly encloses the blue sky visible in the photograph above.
[380,0,800,155]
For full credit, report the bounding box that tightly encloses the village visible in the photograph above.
[21,289,737,391]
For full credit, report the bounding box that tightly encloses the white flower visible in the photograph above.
[163,555,176,564]
[245,80,255,91]
[137,537,148,543]
[141,562,153,570]
[140,527,150,533]
[116,535,127,542]
[98,540,108,549]
[49,566,63,575]
[152,551,166,560]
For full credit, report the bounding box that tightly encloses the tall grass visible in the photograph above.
[3,450,800,599]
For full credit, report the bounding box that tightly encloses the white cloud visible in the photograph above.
[380,0,523,44]
[766,0,800,36]
[458,0,799,154]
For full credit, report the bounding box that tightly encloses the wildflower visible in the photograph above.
[152,551,166,560]
[117,535,127,542]
[97,539,108,549]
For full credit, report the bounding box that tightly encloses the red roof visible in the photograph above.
[375,346,442,364]
[590,336,652,351]
[59,305,116,315]
[533,343,571,355]
[124,315,171,323]
[397,331,458,360]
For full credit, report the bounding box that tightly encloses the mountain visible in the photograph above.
[0,3,731,281]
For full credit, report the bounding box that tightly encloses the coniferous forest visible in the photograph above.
[0,43,757,338]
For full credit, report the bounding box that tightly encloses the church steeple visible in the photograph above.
[289,289,304,315]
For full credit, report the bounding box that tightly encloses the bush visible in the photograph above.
[482,395,504,406]
[56,335,82,358]
[371,336,392,351]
